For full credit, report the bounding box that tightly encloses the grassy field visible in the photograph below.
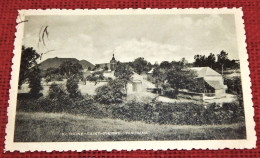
[14,112,246,142]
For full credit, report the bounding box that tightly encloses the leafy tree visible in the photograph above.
[193,54,201,67]
[114,63,133,95]
[206,53,216,68]
[193,55,207,67]
[166,67,199,98]
[47,83,73,112]
[217,50,229,75]
[66,77,82,99]
[152,65,167,89]
[160,61,172,69]
[95,79,125,104]
[104,64,109,71]
[59,61,83,80]
[48,83,67,99]
[18,46,40,89]
[44,67,62,83]
[86,71,105,85]
[92,64,100,71]
[28,66,43,98]
[132,57,151,74]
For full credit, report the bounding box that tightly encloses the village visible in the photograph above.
[19,52,239,104]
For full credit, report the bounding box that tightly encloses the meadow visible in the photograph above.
[14,112,246,142]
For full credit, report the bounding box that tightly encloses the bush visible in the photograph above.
[66,77,82,99]
[95,79,126,104]
[44,83,73,112]
[110,100,245,125]
[111,101,156,123]
[28,66,43,98]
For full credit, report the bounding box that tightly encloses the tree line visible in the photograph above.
[193,50,239,73]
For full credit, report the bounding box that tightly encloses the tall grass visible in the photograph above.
[14,112,246,142]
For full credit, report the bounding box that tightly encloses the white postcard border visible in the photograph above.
[5,8,256,152]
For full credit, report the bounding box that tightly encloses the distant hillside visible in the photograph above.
[39,57,94,71]
[79,60,95,69]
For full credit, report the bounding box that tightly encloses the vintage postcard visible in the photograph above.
[5,8,256,152]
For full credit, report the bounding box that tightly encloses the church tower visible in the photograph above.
[110,54,117,71]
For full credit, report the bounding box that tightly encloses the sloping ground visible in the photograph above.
[14,112,246,142]
[78,81,107,95]
[38,57,94,71]
[39,57,79,70]
[79,60,95,69]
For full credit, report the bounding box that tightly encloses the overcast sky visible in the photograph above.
[23,14,238,64]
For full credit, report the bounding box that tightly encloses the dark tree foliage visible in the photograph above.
[151,61,200,96]
[131,57,152,74]
[48,83,67,99]
[224,77,242,95]
[159,61,172,69]
[166,67,199,98]
[28,66,43,98]
[66,77,82,99]
[110,101,244,125]
[46,83,72,112]
[193,55,207,67]
[114,63,133,95]
[59,61,83,80]
[206,53,216,68]
[95,79,126,104]
[44,67,63,83]
[217,50,229,74]
[104,64,109,71]
[152,65,167,88]
[86,71,105,85]
[19,46,40,89]
[193,51,239,71]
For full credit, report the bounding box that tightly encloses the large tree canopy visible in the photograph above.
[114,63,133,95]
[166,67,198,95]
[59,61,83,80]
[131,57,152,75]
[19,46,41,88]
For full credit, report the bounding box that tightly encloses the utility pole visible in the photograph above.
[221,64,224,76]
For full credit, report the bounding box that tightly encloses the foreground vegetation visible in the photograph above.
[17,92,245,126]
[14,112,246,142]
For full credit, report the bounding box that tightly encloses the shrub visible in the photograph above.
[111,101,156,123]
[66,77,82,99]
[95,79,126,104]
[44,83,73,112]
[28,66,43,98]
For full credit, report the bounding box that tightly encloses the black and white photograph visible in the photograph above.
[5,9,256,151]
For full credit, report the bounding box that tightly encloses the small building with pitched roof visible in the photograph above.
[189,67,227,98]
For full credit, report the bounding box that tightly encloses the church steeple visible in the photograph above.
[110,53,117,71]
[112,53,115,60]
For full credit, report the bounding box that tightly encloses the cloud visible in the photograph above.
[110,38,195,64]
[22,14,239,65]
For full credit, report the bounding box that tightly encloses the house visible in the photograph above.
[181,67,227,100]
